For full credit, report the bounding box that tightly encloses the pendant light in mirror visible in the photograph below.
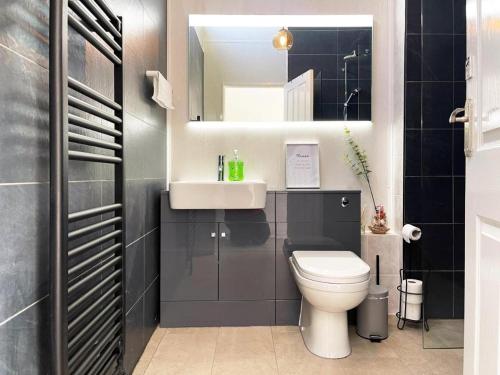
[273,27,293,50]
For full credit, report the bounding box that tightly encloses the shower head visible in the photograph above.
[343,50,358,61]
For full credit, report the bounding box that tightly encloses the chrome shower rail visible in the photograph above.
[50,0,125,374]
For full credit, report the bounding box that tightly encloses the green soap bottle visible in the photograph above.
[228,149,244,181]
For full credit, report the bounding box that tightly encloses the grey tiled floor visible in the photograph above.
[133,318,463,375]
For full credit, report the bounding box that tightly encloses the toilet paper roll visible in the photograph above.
[401,279,423,294]
[402,224,422,243]
[402,279,423,304]
[402,293,423,305]
[401,301,422,321]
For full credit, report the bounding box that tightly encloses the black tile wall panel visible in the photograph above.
[404,0,466,320]
[288,27,372,121]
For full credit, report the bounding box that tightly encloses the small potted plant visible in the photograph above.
[344,127,389,234]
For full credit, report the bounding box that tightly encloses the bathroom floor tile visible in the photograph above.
[143,327,218,375]
[133,328,167,375]
[272,326,346,374]
[212,327,278,375]
[135,318,463,375]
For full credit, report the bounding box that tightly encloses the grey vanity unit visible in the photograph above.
[160,190,361,327]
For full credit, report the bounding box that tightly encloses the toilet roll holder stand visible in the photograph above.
[396,268,429,331]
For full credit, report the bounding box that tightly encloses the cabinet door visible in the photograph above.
[218,222,275,300]
[161,223,218,301]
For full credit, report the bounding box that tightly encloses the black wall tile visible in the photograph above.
[453,129,466,176]
[454,81,467,109]
[405,130,422,176]
[145,229,160,287]
[453,177,465,222]
[422,130,453,176]
[126,238,145,312]
[453,224,465,270]
[288,54,338,80]
[321,80,338,102]
[0,184,49,323]
[0,0,50,69]
[454,0,467,34]
[144,278,160,345]
[420,224,454,270]
[422,0,454,34]
[405,83,422,129]
[424,271,454,318]
[422,35,454,81]
[124,296,145,374]
[126,180,146,246]
[0,297,49,374]
[422,82,454,129]
[406,0,422,34]
[358,104,371,121]
[453,271,464,318]
[0,47,49,184]
[338,29,371,54]
[404,177,453,223]
[454,35,467,81]
[289,30,338,55]
[405,34,422,81]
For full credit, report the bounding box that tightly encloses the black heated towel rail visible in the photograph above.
[50,0,125,374]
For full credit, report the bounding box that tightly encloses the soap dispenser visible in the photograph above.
[228,149,244,181]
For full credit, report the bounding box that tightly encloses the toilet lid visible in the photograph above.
[291,251,370,284]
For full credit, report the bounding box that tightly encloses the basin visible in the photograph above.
[169,181,267,209]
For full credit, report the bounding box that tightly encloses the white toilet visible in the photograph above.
[289,250,370,359]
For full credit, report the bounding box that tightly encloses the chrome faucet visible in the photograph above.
[217,155,225,181]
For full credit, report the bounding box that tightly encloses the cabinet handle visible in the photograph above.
[220,232,226,238]
[211,232,216,238]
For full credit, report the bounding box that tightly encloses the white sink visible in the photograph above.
[169,181,267,209]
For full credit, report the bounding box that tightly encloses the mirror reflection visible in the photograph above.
[188,16,372,122]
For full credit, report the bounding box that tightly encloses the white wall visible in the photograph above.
[167,0,405,229]
[200,27,287,120]
[223,86,285,122]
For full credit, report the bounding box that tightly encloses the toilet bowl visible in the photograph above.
[289,250,370,359]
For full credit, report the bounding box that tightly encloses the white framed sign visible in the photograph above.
[286,143,320,189]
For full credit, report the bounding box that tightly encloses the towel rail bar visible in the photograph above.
[68,95,122,124]
[68,114,122,137]
[68,77,122,110]
[69,203,122,222]
[68,13,122,64]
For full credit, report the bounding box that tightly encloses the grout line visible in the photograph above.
[0,43,48,71]
[141,327,167,375]
[0,295,48,328]
[269,326,280,374]
[126,274,159,316]
[210,327,220,375]
[0,182,48,187]
[126,227,159,248]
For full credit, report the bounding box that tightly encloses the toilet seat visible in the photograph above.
[291,250,370,284]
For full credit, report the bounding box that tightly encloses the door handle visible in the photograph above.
[449,108,468,124]
[220,232,226,238]
[449,99,473,158]
[211,232,216,238]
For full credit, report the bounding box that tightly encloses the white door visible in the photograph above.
[461,0,500,373]
[284,69,314,121]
